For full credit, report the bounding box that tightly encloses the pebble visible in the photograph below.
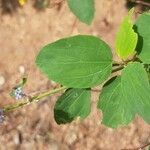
[18,65,25,74]
[13,133,20,145]
[0,75,5,86]
[65,130,77,145]
[19,16,26,25]
[48,142,59,150]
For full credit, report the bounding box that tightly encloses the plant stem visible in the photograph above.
[2,86,102,114]
[113,61,124,66]
[2,62,125,113]
[112,65,124,73]
[3,86,67,113]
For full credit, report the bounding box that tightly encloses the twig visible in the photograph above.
[3,86,67,113]
[122,142,150,150]
[133,0,150,7]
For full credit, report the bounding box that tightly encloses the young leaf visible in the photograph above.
[54,88,91,124]
[36,35,112,88]
[98,62,150,128]
[115,9,138,60]
[67,0,95,25]
[135,13,150,64]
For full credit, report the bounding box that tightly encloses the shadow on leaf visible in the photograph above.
[54,109,74,124]
[133,25,143,55]
[103,76,118,87]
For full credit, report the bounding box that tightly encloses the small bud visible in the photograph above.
[18,65,25,74]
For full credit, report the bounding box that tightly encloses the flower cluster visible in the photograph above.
[0,109,4,123]
[13,87,26,100]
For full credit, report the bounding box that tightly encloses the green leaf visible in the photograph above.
[36,35,112,88]
[135,13,150,64]
[115,9,138,60]
[54,88,91,124]
[67,0,95,25]
[98,62,150,128]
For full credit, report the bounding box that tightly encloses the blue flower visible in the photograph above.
[10,86,26,100]
[0,109,4,123]
[14,87,26,100]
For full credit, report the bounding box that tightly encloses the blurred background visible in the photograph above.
[0,0,150,149]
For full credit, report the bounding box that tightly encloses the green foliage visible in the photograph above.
[54,88,91,124]
[36,35,112,88]
[115,9,138,60]
[98,62,150,128]
[135,13,150,64]
[35,10,150,128]
[67,0,95,25]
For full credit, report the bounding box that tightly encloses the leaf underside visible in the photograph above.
[98,62,150,128]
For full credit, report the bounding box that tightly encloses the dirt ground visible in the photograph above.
[0,0,150,150]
